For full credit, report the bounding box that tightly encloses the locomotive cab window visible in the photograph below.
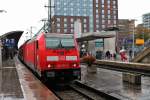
[61,38,75,48]
[46,37,75,49]
[46,38,60,48]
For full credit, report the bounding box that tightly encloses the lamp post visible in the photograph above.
[132,19,137,59]
[132,26,135,59]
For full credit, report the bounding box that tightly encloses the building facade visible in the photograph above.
[143,13,150,29]
[93,0,118,32]
[118,19,135,50]
[51,0,118,34]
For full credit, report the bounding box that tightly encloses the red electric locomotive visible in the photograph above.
[18,31,81,82]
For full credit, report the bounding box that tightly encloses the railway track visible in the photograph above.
[52,81,119,100]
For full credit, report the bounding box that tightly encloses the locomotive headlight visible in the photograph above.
[73,64,77,67]
[47,56,59,61]
[48,64,51,68]
[66,56,77,61]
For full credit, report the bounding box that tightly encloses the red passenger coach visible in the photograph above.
[19,32,81,81]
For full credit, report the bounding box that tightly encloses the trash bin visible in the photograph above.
[96,51,102,59]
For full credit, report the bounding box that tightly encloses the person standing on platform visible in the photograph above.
[119,49,127,62]
[105,50,111,60]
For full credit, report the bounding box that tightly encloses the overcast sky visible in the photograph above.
[0,0,150,35]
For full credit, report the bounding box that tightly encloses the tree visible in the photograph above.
[135,24,150,41]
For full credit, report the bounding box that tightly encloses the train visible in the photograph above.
[18,30,81,82]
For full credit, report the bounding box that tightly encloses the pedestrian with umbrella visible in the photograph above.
[119,49,127,62]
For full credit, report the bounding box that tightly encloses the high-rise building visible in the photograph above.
[143,13,150,29]
[51,0,118,34]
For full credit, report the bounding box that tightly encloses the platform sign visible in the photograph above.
[136,39,144,45]
[127,39,133,43]
[3,38,15,47]
[95,42,103,47]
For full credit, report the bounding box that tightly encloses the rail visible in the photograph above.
[52,81,119,100]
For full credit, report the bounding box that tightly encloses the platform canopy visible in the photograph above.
[0,31,24,49]
[76,31,116,42]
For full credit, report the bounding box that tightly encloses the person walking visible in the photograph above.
[120,51,127,62]
[105,50,111,60]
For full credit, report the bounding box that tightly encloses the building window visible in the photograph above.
[102,15,105,19]
[71,3,73,6]
[113,5,116,9]
[108,10,110,14]
[57,23,60,27]
[113,1,116,5]
[108,15,111,19]
[64,24,67,28]
[102,20,105,24]
[64,8,67,11]
[108,5,110,9]
[101,0,104,4]
[102,10,104,14]
[71,8,73,11]
[64,29,67,33]
[96,4,99,8]
[108,20,111,24]
[84,29,87,32]
[96,20,99,23]
[64,2,67,6]
[84,19,87,23]
[114,20,117,24]
[102,4,104,8]
[84,24,86,28]
[102,25,105,28]
[71,18,74,22]
[96,0,99,3]
[113,10,116,14]
[71,29,74,33]
[71,24,73,28]
[57,18,60,22]
[64,13,67,16]
[57,29,60,33]
[96,9,99,13]
[96,24,99,28]
[96,30,99,32]
[107,0,110,4]
[96,14,99,18]
[57,2,60,5]
[64,18,67,22]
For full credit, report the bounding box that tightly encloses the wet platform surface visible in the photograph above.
[1,56,150,100]
[0,57,59,100]
[0,59,23,100]
[80,64,150,100]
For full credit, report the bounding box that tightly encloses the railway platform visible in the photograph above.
[80,64,150,100]
[0,57,59,100]
[1,55,150,100]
